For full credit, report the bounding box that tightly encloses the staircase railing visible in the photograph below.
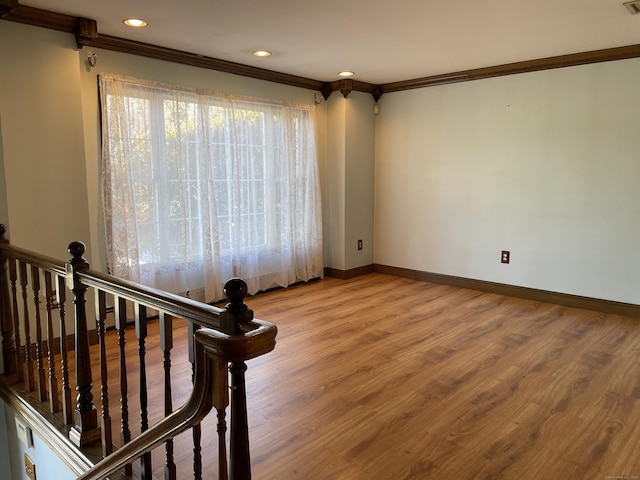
[0,225,277,479]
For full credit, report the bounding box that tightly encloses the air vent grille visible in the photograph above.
[624,0,640,14]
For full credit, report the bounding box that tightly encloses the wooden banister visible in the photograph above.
[77,322,277,480]
[0,226,278,479]
[74,269,227,329]
[1,232,223,329]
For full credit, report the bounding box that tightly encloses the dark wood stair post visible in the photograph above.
[67,241,101,447]
[223,278,255,480]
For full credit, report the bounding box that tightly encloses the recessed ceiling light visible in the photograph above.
[338,71,354,77]
[123,18,148,27]
[253,50,272,57]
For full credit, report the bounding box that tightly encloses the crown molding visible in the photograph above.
[0,3,76,30]
[381,43,640,94]
[77,33,328,93]
[1,3,329,93]
[3,2,640,101]
[0,0,17,16]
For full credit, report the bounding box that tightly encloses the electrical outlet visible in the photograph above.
[501,250,510,264]
[25,454,36,480]
[357,239,363,251]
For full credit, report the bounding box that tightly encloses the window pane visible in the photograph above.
[102,76,320,289]
[134,182,154,222]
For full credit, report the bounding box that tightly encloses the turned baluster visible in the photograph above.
[193,419,203,480]
[44,271,60,413]
[135,303,152,479]
[114,296,132,476]
[0,224,18,378]
[31,265,47,402]
[96,289,112,457]
[217,407,229,480]
[57,274,73,425]
[160,312,177,480]
[19,261,35,392]
[67,241,100,447]
[8,256,23,382]
[187,320,204,480]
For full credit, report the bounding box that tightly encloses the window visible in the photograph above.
[99,74,323,301]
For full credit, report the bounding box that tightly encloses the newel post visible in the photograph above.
[223,278,254,480]
[67,241,100,447]
[0,224,17,376]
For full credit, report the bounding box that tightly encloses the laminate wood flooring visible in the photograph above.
[101,273,640,479]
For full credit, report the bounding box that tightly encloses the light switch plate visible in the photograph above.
[15,417,33,448]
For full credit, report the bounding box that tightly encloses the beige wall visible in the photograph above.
[3,20,638,305]
[375,59,640,304]
[0,22,91,260]
[324,95,347,269]
[344,91,375,270]
[323,91,376,271]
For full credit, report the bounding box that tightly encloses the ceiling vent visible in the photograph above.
[624,0,640,14]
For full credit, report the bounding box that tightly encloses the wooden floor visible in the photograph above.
[109,273,640,479]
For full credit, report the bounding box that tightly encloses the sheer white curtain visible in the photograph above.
[99,74,323,301]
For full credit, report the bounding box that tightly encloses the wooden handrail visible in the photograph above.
[0,241,66,275]
[77,323,277,480]
[76,268,225,330]
[0,239,225,329]
[0,227,279,479]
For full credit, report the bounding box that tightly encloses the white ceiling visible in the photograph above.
[20,0,640,84]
